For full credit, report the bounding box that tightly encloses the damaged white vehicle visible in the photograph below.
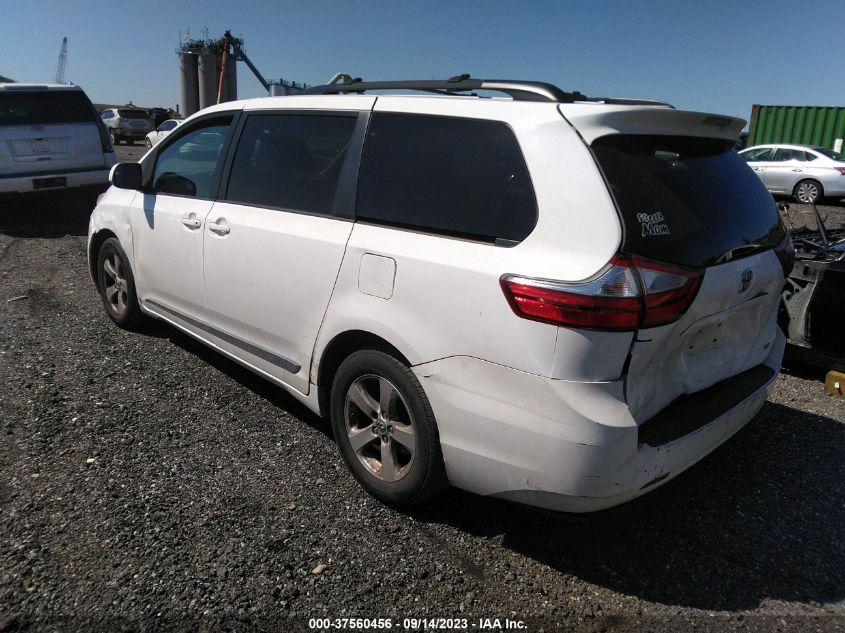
[87,76,793,512]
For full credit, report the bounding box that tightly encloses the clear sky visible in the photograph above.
[2,0,843,123]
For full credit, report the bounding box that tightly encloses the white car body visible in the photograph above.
[739,143,845,202]
[144,119,181,148]
[0,83,115,194]
[88,88,789,512]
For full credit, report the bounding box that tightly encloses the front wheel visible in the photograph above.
[330,350,447,506]
[793,179,823,204]
[96,237,146,330]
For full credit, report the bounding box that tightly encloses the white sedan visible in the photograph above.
[144,119,181,148]
[739,143,845,203]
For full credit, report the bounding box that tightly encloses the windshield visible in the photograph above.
[118,109,148,119]
[593,134,784,267]
[0,90,95,126]
[811,146,843,161]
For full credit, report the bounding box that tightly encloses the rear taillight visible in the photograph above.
[834,167,845,176]
[501,254,702,332]
[774,232,795,277]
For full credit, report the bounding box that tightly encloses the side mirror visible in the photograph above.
[109,163,143,190]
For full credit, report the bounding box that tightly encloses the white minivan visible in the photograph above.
[87,77,793,512]
[0,83,116,195]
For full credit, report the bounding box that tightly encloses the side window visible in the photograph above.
[356,113,537,242]
[772,148,805,162]
[742,147,771,162]
[225,113,357,215]
[159,120,177,132]
[805,152,818,161]
[152,118,232,198]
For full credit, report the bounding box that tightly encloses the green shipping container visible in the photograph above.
[748,105,845,154]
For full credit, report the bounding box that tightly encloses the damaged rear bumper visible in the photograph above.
[415,331,784,513]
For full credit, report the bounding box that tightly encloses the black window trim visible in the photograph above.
[217,109,369,221]
[142,110,241,200]
[353,110,538,247]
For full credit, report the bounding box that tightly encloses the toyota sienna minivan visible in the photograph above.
[87,76,793,512]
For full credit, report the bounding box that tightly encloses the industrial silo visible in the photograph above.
[198,52,218,110]
[179,53,199,117]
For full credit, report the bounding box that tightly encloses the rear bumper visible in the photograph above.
[0,163,113,194]
[415,331,784,513]
[115,128,150,138]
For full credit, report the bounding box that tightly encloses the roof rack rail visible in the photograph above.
[301,74,673,107]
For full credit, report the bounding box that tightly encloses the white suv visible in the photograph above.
[0,83,116,195]
[87,77,793,512]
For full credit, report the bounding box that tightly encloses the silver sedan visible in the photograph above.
[739,143,845,203]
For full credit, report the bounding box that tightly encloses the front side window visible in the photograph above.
[152,118,232,198]
[225,113,357,215]
[741,147,772,162]
[356,112,537,243]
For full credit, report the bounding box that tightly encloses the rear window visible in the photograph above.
[0,90,95,126]
[117,109,148,119]
[593,135,783,267]
[356,113,537,243]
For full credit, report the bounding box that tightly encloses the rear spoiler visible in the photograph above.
[558,105,745,144]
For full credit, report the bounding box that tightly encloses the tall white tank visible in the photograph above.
[179,53,199,117]
[198,53,218,110]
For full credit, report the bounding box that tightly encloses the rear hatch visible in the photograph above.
[0,88,106,178]
[561,106,788,423]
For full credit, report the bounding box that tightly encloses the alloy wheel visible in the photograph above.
[102,252,128,316]
[344,374,416,482]
[796,181,819,203]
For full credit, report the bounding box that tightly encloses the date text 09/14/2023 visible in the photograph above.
[307,617,528,630]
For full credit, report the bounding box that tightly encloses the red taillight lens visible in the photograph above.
[774,232,795,277]
[834,167,845,176]
[632,255,703,328]
[501,254,702,332]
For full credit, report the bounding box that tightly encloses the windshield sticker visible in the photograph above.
[637,212,671,237]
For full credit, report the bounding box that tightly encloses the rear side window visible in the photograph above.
[593,135,783,267]
[225,114,357,215]
[357,113,537,243]
[772,148,806,162]
[0,91,95,126]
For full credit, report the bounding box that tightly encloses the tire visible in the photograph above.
[793,179,823,204]
[330,349,447,506]
[96,237,146,330]
[109,131,120,146]
[145,138,152,149]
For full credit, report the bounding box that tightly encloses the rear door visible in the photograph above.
[589,133,786,422]
[765,147,807,193]
[201,108,368,394]
[0,89,104,178]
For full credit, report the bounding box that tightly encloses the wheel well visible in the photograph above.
[316,330,411,418]
[88,229,117,282]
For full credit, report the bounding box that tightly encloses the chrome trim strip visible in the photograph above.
[145,299,301,374]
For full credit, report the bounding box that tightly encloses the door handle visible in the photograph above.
[208,220,230,235]
[791,168,803,172]
[181,216,201,230]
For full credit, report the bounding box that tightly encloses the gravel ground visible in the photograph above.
[1,181,844,632]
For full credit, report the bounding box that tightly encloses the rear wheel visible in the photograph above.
[793,179,823,204]
[330,350,447,506]
[109,131,120,146]
[96,237,146,330]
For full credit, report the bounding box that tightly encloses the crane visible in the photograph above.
[55,37,68,84]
